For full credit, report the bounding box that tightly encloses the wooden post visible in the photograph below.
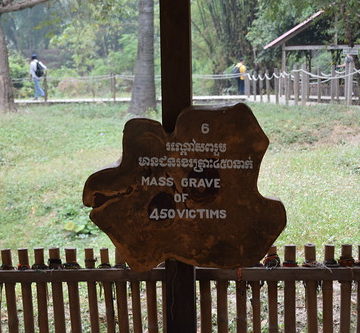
[323,245,335,333]
[250,281,261,333]
[281,44,286,97]
[160,1,196,332]
[84,248,100,333]
[252,71,257,102]
[1,249,19,333]
[131,280,143,333]
[266,246,278,333]
[348,62,354,105]
[49,248,66,333]
[99,248,116,333]
[160,0,191,133]
[44,73,48,103]
[265,70,270,103]
[236,280,247,333]
[259,71,263,103]
[18,248,35,333]
[65,248,82,333]
[199,280,212,333]
[304,244,318,333]
[283,245,297,333]
[245,74,250,98]
[339,245,353,333]
[330,66,336,103]
[111,73,116,102]
[335,67,340,102]
[301,64,307,106]
[344,62,349,105]
[114,248,130,333]
[293,66,299,105]
[33,248,49,333]
[146,280,159,333]
[285,73,289,106]
[217,281,228,333]
[316,68,321,103]
[274,68,279,104]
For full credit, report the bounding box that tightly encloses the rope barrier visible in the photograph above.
[11,67,360,85]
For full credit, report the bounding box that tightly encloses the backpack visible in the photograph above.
[231,66,240,74]
[35,61,44,77]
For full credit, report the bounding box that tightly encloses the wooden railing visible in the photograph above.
[0,244,359,332]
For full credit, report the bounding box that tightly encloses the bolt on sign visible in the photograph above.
[83,103,286,272]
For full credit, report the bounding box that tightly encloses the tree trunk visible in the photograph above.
[0,20,16,113]
[128,0,156,116]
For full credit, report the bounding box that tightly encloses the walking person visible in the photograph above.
[29,53,47,100]
[233,59,247,95]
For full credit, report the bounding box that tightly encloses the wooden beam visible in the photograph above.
[284,44,360,51]
[160,0,192,133]
[0,268,358,283]
[159,1,195,332]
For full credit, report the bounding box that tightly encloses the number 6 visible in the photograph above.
[201,123,209,134]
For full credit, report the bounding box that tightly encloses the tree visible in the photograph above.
[128,0,156,115]
[254,0,360,48]
[192,0,258,94]
[0,0,49,113]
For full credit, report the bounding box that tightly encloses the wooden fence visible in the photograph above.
[0,244,359,332]
[243,63,360,106]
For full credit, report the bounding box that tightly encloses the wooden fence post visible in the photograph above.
[49,248,66,333]
[336,67,340,102]
[316,68,321,103]
[274,68,279,104]
[265,246,279,333]
[1,249,19,333]
[65,248,82,333]
[293,66,299,105]
[301,64,307,106]
[339,244,353,332]
[345,62,349,105]
[304,244,318,333]
[44,73,48,103]
[323,245,335,333]
[200,280,212,333]
[285,73,290,106]
[84,248,100,333]
[348,62,354,105]
[330,66,336,103]
[111,73,117,102]
[252,71,257,102]
[283,245,297,333]
[244,74,250,98]
[259,71,263,103]
[33,248,49,333]
[131,279,143,333]
[18,248,35,333]
[217,281,229,333]
[99,248,116,333]
[265,70,270,103]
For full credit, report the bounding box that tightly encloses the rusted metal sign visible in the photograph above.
[83,103,286,272]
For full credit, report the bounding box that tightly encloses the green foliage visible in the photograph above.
[8,51,32,98]
[49,0,138,75]
[60,205,99,236]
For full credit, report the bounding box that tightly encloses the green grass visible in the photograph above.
[0,102,359,262]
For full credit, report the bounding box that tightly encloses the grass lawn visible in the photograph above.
[0,102,359,263]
